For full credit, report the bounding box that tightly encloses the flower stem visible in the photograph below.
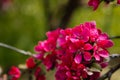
[0,42,33,56]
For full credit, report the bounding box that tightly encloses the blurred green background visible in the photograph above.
[0,0,120,76]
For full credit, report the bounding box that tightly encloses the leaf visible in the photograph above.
[90,63,102,72]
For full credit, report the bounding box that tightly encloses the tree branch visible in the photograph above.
[97,63,120,80]
[109,36,120,39]
[97,54,120,80]
[0,42,33,56]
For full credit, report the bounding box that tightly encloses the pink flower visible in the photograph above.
[55,52,88,80]
[43,53,57,71]
[83,52,92,61]
[34,41,45,52]
[55,66,67,80]
[72,25,90,42]
[74,53,82,64]
[117,0,120,4]
[55,62,88,80]
[88,0,120,10]
[93,46,109,61]
[33,52,44,60]
[46,28,60,40]
[84,21,99,42]
[8,66,21,80]
[34,67,46,80]
[97,33,113,48]
[56,63,88,80]
[72,42,92,62]
[88,0,100,10]
[35,21,113,80]
[26,57,36,69]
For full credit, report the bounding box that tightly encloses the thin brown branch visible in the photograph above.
[97,62,120,80]
[109,36,120,39]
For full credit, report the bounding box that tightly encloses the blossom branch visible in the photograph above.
[97,63,120,80]
[0,42,33,56]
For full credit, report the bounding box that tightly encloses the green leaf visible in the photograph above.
[90,63,102,72]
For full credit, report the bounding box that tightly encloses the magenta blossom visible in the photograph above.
[26,57,36,69]
[55,52,88,80]
[8,66,21,80]
[117,0,120,4]
[43,52,57,71]
[88,0,100,10]
[34,67,46,80]
[34,21,113,80]
[88,0,120,10]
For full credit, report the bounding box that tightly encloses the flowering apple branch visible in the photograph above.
[0,21,120,80]
[0,42,33,56]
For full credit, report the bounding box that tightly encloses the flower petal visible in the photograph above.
[33,53,44,60]
[74,54,82,64]
[97,40,113,48]
[26,57,36,69]
[98,50,109,58]
[84,43,93,50]
[84,52,92,61]
[94,52,100,61]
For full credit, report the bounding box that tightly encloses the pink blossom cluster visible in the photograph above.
[26,57,46,80]
[34,21,113,80]
[8,57,45,80]
[8,66,21,80]
[88,0,120,10]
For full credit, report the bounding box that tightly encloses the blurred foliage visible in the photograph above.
[0,0,120,74]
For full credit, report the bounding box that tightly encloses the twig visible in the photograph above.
[97,62,120,80]
[109,54,120,59]
[0,42,33,56]
[109,36,120,39]
[29,70,33,80]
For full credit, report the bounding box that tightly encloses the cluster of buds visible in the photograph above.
[32,21,113,80]
[88,0,120,10]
